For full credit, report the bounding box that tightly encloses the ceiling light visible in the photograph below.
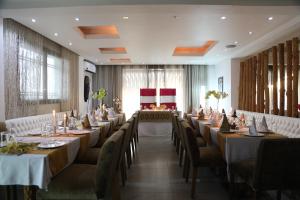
[75,17,80,21]
[31,18,36,23]
[268,16,273,21]
[68,42,72,46]
[122,16,129,20]
[221,16,227,20]
[234,41,238,44]
[54,33,58,37]
[248,31,253,35]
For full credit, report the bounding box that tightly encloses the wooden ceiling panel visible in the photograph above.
[173,40,217,56]
[77,25,119,39]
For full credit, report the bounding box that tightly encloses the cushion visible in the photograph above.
[37,164,97,200]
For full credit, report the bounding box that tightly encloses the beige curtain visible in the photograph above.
[4,19,79,119]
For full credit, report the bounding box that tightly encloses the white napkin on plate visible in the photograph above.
[258,116,269,132]
[249,117,258,136]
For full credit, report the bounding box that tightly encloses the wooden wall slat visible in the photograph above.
[257,53,262,113]
[272,46,279,115]
[248,59,252,111]
[264,50,270,114]
[278,43,285,116]
[239,62,244,109]
[261,53,266,113]
[245,60,249,111]
[252,56,257,112]
[286,40,293,117]
[292,37,299,118]
[242,62,246,110]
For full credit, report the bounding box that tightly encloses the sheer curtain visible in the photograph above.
[122,66,148,117]
[4,19,79,119]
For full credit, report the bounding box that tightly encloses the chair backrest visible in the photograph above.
[95,129,124,199]
[177,117,186,148]
[181,121,200,167]
[254,138,300,191]
[120,120,134,155]
[133,111,140,135]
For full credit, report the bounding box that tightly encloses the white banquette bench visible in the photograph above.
[5,112,70,136]
[237,110,300,138]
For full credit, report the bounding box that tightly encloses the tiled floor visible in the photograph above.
[121,136,229,200]
[121,135,294,200]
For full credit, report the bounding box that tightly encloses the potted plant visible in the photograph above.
[92,88,107,108]
[205,90,228,111]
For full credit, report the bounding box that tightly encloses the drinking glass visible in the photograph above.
[0,131,8,147]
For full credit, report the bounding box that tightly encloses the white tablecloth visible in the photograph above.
[138,122,172,137]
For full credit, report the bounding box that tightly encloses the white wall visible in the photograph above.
[207,59,232,112]
[0,17,5,121]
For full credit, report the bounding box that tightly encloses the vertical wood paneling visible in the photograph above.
[257,53,262,113]
[272,46,279,115]
[286,40,293,117]
[264,50,270,114]
[252,56,257,112]
[278,43,285,116]
[242,62,246,110]
[239,62,244,109]
[244,60,249,111]
[292,37,299,118]
[261,53,266,113]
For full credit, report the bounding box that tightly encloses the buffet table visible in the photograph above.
[138,111,173,137]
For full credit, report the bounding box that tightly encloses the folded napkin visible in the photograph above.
[198,109,205,120]
[258,116,269,132]
[219,114,230,132]
[249,117,257,135]
[82,114,91,129]
[208,113,218,127]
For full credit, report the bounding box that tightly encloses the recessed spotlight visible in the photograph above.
[31,18,36,23]
[234,41,238,44]
[122,16,129,20]
[75,17,80,21]
[268,16,273,21]
[221,16,227,20]
[248,31,253,35]
[54,33,58,37]
[68,42,72,46]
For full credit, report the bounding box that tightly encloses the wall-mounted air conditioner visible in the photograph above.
[83,60,96,73]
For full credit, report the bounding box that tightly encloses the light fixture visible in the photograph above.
[268,16,273,21]
[75,17,80,21]
[31,18,36,23]
[248,31,253,35]
[54,33,58,37]
[68,42,72,46]
[221,16,227,20]
[122,16,129,20]
[234,41,238,44]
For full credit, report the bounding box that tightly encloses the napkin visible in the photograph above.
[208,113,218,127]
[102,110,109,121]
[192,109,197,117]
[249,117,257,136]
[220,114,230,132]
[82,114,91,129]
[258,116,269,132]
[198,109,205,120]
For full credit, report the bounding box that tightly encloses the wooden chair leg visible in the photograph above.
[185,159,190,183]
[183,152,187,178]
[179,145,183,167]
[126,148,132,169]
[191,167,198,199]
[276,190,281,200]
[120,158,126,186]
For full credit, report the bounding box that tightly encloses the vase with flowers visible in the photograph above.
[92,88,107,109]
[205,90,228,112]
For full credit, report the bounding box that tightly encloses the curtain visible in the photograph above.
[4,19,79,119]
[184,65,208,112]
[93,65,123,107]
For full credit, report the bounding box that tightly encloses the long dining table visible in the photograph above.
[191,116,286,180]
[0,113,125,191]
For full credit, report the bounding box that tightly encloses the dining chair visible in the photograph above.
[181,121,225,198]
[37,129,125,200]
[230,138,300,200]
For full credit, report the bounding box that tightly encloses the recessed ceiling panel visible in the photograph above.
[99,47,127,54]
[77,25,119,39]
[173,40,217,56]
[110,58,131,63]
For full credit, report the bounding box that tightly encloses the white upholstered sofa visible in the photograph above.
[5,112,70,136]
[237,110,300,138]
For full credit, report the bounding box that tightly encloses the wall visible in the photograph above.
[0,17,5,121]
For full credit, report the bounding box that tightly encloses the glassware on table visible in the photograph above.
[0,131,9,147]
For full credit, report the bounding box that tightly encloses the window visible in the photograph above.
[18,46,63,102]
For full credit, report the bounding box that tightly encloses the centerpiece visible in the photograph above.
[92,88,107,108]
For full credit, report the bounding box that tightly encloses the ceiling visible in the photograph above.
[1,4,300,65]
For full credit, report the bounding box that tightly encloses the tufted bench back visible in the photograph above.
[5,112,70,136]
[237,110,300,138]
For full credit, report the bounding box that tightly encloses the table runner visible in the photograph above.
[139,111,172,122]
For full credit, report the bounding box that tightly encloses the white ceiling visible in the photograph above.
[1,5,300,65]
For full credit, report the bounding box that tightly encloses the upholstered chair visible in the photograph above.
[230,138,300,200]
[181,121,225,198]
[37,130,125,200]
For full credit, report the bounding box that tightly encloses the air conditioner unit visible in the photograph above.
[83,60,96,73]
